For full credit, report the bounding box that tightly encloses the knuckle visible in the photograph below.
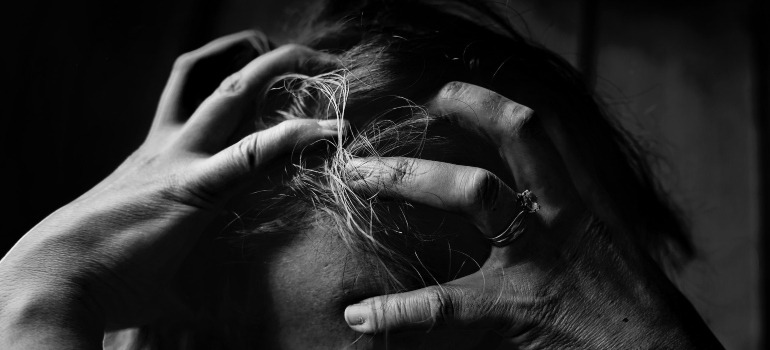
[389,157,414,185]
[217,71,244,94]
[507,103,537,137]
[517,104,535,119]
[479,90,505,114]
[235,133,260,171]
[172,52,196,73]
[233,29,259,41]
[438,81,469,99]
[275,44,338,73]
[276,119,313,138]
[275,43,309,56]
[426,287,457,327]
[463,168,500,213]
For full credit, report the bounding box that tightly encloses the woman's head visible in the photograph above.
[109,0,692,348]
[282,0,691,267]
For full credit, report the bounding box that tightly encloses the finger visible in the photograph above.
[344,273,504,334]
[428,82,581,223]
[347,157,518,238]
[152,30,269,133]
[178,44,341,153]
[192,119,347,198]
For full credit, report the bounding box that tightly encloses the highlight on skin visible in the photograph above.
[104,1,693,348]
[260,69,456,292]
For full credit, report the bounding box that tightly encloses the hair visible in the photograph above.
[107,0,693,348]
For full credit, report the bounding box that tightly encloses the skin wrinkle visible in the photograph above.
[249,86,492,345]
[109,1,696,347]
[390,158,413,185]
[538,219,653,348]
[218,71,244,94]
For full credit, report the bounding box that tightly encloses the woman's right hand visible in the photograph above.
[342,82,724,349]
[0,31,342,350]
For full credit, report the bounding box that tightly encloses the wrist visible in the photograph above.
[525,216,724,350]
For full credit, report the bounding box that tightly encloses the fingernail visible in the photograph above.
[318,119,349,132]
[344,303,370,328]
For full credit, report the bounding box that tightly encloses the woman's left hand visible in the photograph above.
[342,82,723,349]
[0,31,341,349]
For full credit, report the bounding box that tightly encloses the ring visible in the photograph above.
[488,189,540,247]
[517,189,541,213]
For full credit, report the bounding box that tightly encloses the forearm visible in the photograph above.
[0,207,107,349]
[0,288,103,350]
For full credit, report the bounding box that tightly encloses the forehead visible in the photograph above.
[244,103,506,348]
[255,224,363,348]
[251,210,494,349]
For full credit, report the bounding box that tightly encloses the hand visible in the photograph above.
[0,31,342,349]
[342,82,723,349]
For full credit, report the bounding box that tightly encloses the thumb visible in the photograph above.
[344,281,494,334]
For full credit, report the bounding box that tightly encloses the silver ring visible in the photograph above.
[488,189,540,247]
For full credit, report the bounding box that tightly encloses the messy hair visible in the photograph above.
[109,0,693,348]
[251,0,693,282]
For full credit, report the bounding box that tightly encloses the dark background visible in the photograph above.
[3,0,767,348]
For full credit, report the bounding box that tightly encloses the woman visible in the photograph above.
[0,0,724,349]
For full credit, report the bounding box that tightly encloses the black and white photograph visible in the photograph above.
[2,0,766,348]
